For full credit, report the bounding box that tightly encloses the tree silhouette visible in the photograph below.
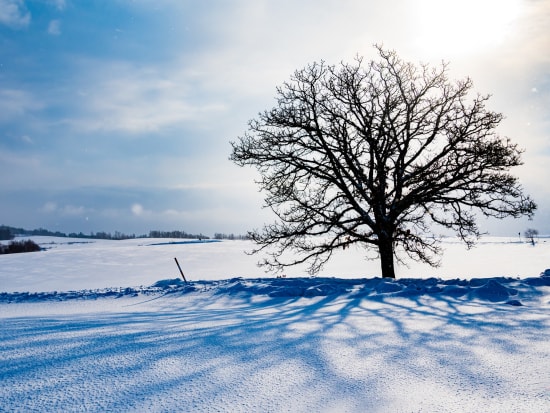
[231,46,536,278]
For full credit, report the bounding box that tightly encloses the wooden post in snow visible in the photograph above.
[174,257,187,283]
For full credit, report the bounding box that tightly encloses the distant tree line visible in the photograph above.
[0,226,14,240]
[0,225,229,241]
[0,225,67,240]
[213,233,250,240]
[75,231,140,240]
[0,225,141,240]
[148,230,209,239]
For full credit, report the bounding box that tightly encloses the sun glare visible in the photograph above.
[412,0,523,57]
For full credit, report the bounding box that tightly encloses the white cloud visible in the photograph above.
[48,19,61,35]
[131,203,145,216]
[0,0,30,28]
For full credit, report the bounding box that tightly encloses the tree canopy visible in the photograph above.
[230,46,536,278]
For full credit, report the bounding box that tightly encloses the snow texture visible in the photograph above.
[1,236,550,412]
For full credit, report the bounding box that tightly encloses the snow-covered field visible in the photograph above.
[1,236,549,412]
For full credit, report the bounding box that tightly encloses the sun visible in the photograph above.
[411,0,523,57]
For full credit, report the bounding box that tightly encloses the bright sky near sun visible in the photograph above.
[0,0,548,236]
[414,0,521,54]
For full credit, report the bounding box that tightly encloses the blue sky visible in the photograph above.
[1,0,548,237]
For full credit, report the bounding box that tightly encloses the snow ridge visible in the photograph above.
[2,275,549,305]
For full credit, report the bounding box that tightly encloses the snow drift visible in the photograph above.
[2,274,549,306]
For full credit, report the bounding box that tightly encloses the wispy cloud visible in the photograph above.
[47,19,61,35]
[0,89,43,121]
[50,0,66,11]
[0,0,30,29]
[61,60,227,134]
[40,202,90,217]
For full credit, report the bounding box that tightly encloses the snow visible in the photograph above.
[1,236,550,412]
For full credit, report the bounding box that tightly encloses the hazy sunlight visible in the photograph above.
[412,0,523,57]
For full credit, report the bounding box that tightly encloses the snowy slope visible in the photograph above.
[1,236,550,412]
[0,235,549,293]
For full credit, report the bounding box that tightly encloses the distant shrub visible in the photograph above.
[0,240,41,254]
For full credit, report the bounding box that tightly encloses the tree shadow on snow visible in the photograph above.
[1,278,549,412]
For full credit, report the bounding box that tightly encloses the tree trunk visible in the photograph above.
[378,236,396,278]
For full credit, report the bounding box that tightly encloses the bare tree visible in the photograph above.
[230,46,536,278]
[524,228,539,245]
